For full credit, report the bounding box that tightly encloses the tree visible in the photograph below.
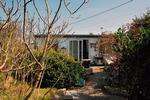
[105,11,150,99]
[98,32,117,56]
[0,0,88,99]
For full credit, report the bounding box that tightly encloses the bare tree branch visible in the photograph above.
[33,0,48,25]
[41,0,63,60]
[64,0,88,14]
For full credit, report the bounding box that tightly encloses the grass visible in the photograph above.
[29,88,58,100]
[0,76,60,100]
[0,85,59,100]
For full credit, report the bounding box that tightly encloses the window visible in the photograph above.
[69,40,89,61]
[69,40,78,60]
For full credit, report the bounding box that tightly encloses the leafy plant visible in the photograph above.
[104,11,150,99]
[105,28,150,99]
[21,49,85,88]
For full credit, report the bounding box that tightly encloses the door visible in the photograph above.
[83,40,89,59]
[69,40,89,61]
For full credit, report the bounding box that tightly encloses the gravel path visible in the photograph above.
[62,72,127,100]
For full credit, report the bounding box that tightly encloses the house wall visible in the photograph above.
[89,38,98,61]
[58,37,99,61]
[35,36,99,62]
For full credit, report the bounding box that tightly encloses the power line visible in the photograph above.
[71,0,133,24]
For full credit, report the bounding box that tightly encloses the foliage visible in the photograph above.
[105,11,150,99]
[106,27,150,99]
[132,10,150,29]
[22,49,85,88]
[0,21,26,70]
[0,78,58,100]
[98,33,117,55]
[0,0,88,99]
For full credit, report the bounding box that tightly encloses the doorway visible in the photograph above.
[69,40,89,61]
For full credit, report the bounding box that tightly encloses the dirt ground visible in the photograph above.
[62,69,127,100]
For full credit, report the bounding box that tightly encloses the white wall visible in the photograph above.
[58,37,99,61]
[89,38,99,61]
[35,36,99,62]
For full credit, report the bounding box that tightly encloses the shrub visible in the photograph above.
[105,28,150,99]
[105,12,150,99]
[21,49,85,88]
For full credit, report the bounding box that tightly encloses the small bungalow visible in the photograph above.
[34,34,102,65]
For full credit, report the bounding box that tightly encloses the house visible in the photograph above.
[34,34,101,63]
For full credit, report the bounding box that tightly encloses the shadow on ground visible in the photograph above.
[78,93,127,100]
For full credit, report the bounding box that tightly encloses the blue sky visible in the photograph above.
[37,0,150,34]
[1,0,150,34]
[70,0,150,34]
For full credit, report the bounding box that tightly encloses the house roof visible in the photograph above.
[34,34,100,38]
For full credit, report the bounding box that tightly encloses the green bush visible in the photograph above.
[22,49,85,88]
[104,12,150,99]
[105,28,150,99]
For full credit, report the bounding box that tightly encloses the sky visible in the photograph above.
[1,0,150,34]
[70,0,150,34]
